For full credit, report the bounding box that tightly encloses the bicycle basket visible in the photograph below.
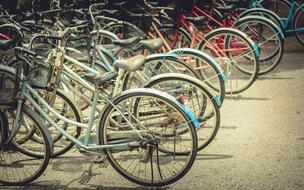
[28,58,52,88]
[10,55,53,88]
[0,65,16,104]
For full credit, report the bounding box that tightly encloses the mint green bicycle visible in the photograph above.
[0,43,198,187]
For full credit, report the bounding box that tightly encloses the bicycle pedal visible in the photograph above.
[93,154,107,164]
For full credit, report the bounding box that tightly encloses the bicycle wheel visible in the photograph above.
[293,4,304,46]
[35,88,82,157]
[98,88,197,187]
[8,88,82,158]
[234,15,284,74]
[145,73,221,151]
[169,48,226,104]
[239,8,284,31]
[197,27,259,94]
[259,0,291,20]
[0,106,51,185]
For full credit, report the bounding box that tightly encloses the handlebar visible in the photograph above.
[14,47,37,56]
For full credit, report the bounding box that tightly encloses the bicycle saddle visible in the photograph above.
[84,71,118,87]
[113,37,141,47]
[140,38,163,52]
[185,16,207,26]
[113,55,146,72]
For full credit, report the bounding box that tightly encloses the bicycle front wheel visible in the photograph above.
[294,4,304,46]
[98,88,197,187]
[0,106,52,185]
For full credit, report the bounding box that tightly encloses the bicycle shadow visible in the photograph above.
[2,181,168,190]
[27,156,170,190]
[224,95,270,101]
[195,153,233,161]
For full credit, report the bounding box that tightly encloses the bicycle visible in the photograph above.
[0,43,199,186]
[26,28,220,155]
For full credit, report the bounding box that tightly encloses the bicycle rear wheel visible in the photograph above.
[259,0,291,20]
[145,74,221,151]
[197,28,259,94]
[98,89,197,187]
[169,48,226,104]
[234,16,284,74]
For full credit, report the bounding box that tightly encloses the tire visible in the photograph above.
[239,8,284,31]
[98,88,198,187]
[0,106,52,185]
[258,0,291,20]
[144,73,221,151]
[234,15,285,74]
[35,88,82,157]
[293,4,304,46]
[197,27,259,94]
[169,48,226,104]
[10,88,82,158]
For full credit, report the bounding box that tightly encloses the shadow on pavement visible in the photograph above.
[258,76,294,80]
[225,95,269,101]
[195,154,233,160]
[1,180,168,190]
[220,126,238,129]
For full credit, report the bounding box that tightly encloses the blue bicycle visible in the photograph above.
[252,0,304,45]
[219,0,304,45]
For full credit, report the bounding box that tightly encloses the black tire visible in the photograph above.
[98,89,198,187]
[0,106,52,185]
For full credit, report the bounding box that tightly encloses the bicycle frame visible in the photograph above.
[10,70,144,151]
